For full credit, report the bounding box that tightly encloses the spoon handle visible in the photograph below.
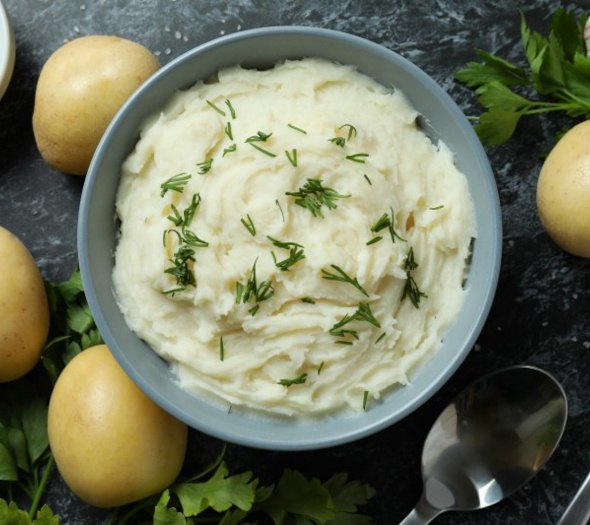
[399,494,442,525]
[557,471,590,525]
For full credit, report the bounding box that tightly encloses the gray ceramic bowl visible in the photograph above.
[78,26,502,451]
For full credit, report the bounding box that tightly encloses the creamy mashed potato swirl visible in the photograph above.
[113,58,476,416]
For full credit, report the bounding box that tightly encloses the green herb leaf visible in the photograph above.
[153,490,187,525]
[197,159,213,175]
[240,214,256,236]
[321,265,369,297]
[402,247,427,308]
[0,443,17,481]
[173,462,256,516]
[223,143,237,157]
[225,99,237,119]
[224,121,234,141]
[206,99,226,116]
[286,179,350,218]
[160,173,191,197]
[323,473,375,523]
[345,153,369,163]
[277,373,308,387]
[256,469,336,523]
[285,148,298,167]
[287,123,307,134]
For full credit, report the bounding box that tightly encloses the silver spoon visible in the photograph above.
[400,365,568,524]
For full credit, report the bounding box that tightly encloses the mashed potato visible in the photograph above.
[113,58,476,416]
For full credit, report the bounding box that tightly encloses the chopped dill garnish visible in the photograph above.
[288,123,307,134]
[285,148,298,167]
[245,131,272,143]
[375,332,386,344]
[328,124,357,147]
[321,265,369,297]
[197,158,213,175]
[278,373,308,387]
[329,303,380,344]
[248,143,276,157]
[223,143,237,157]
[160,172,191,197]
[240,214,256,236]
[371,208,406,244]
[225,98,236,119]
[336,340,354,346]
[363,390,369,410]
[346,153,369,163]
[429,204,444,210]
[268,236,305,272]
[366,236,383,246]
[162,194,207,295]
[363,173,372,185]
[402,247,427,308]
[219,336,225,361]
[328,136,346,147]
[275,199,285,222]
[301,297,316,304]
[317,361,325,374]
[206,99,226,116]
[340,124,357,140]
[285,178,349,218]
[182,229,209,247]
[235,259,274,315]
[224,121,233,141]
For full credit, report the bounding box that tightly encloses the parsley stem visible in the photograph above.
[28,454,54,519]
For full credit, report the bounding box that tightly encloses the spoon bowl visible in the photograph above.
[401,365,568,524]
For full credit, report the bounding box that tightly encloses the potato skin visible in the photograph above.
[33,35,159,176]
[537,120,590,258]
[48,344,188,508]
[0,226,49,382]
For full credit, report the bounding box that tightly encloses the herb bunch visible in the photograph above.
[455,8,590,145]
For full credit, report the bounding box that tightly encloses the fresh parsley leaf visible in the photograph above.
[0,443,17,481]
[256,469,336,524]
[154,490,187,525]
[456,7,590,145]
[173,462,256,516]
[324,473,376,524]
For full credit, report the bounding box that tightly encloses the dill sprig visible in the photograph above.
[225,98,236,119]
[369,208,406,244]
[321,265,369,297]
[363,391,369,410]
[375,332,386,344]
[240,214,256,236]
[223,144,237,157]
[363,174,372,185]
[329,303,381,344]
[285,149,298,167]
[301,297,316,304]
[268,236,305,272]
[402,247,427,308]
[197,158,213,175]
[248,143,276,157]
[225,122,233,141]
[288,123,307,134]
[346,153,369,163]
[206,99,225,116]
[278,373,308,387]
[219,336,225,361]
[245,131,272,143]
[160,172,191,197]
[285,178,350,218]
[328,124,357,147]
[275,199,285,222]
[235,259,274,315]
[162,194,207,295]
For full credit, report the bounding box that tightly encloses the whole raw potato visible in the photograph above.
[48,344,188,508]
[33,35,159,175]
[537,120,590,258]
[0,226,49,382]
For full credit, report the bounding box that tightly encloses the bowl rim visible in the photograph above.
[79,25,502,450]
[0,0,15,100]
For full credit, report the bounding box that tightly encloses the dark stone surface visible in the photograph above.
[1,1,589,523]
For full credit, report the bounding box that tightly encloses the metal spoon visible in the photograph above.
[400,365,567,524]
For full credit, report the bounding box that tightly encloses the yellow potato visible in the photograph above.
[48,344,188,508]
[537,120,590,258]
[0,226,49,382]
[33,35,160,176]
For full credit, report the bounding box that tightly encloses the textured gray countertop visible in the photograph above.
[1,1,589,523]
